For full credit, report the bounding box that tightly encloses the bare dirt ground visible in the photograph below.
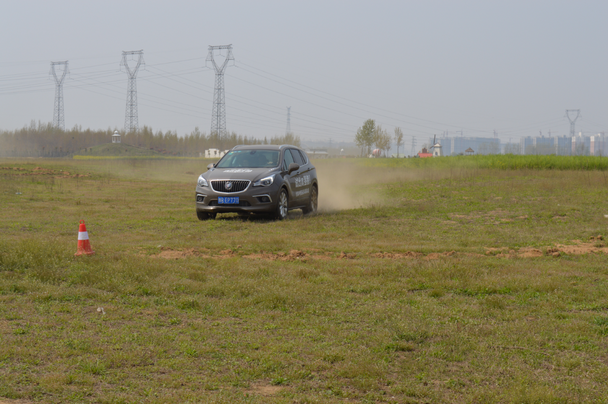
[486,238,607,258]
[149,239,607,262]
[0,166,89,178]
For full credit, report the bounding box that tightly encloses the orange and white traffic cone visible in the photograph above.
[75,220,95,256]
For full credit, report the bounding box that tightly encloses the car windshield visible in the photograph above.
[215,149,280,168]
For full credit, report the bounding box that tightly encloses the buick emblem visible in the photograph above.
[225,181,233,191]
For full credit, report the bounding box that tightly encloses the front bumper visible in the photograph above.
[195,184,279,214]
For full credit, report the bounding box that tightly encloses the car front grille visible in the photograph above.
[211,180,250,193]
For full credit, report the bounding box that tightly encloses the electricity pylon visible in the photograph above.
[50,61,68,130]
[566,109,581,137]
[286,107,292,135]
[410,136,417,156]
[207,44,234,140]
[121,50,144,133]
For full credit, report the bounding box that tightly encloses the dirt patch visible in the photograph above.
[424,251,457,260]
[149,240,607,262]
[153,248,211,259]
[545,248,561,257]
[244,249,309,262]
[220,249,236,257]
[0,166,89,178]
[555,241,608,255]
[153,248,311,262]
[371,251,423,259]
[518,248,544,258]
[485,239,608,258]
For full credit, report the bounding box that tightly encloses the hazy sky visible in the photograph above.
[1,0,607,146]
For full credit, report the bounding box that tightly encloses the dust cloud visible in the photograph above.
[13,157,434,213]
[315,160,428,212]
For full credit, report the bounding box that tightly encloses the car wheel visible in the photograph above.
[275,188,288,220]
[197,211,213,221]
[302,185,318,215]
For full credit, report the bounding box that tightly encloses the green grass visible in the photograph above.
[73,142,166,158]
[361,154,608,171]
[1,157,608,403]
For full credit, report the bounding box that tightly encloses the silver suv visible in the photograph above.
[195,144,318,220]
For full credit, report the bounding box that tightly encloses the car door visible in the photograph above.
[282,149,299,206]
[295,149,315,203]
[287,148,310,205]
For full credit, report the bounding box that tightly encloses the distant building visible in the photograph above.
[112,130,121,144]
[428,132,608,157]
[432,142,442,157]
[438,136,500,156]
[205,148,228,158]
[590,133,607,156]
[554,136,572,156]
[572,134,588,156]
[306,149,329,158]
[517,133,607,156]
[520,137,534,155]
[418,147,433,158]
[533,137,554,155]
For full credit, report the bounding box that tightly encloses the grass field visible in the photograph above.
[1,156,608,403]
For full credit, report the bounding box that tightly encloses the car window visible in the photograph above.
[298,150,308,164]
[216,150,280,168]
[289,149,304,165]
[282,149,295,171]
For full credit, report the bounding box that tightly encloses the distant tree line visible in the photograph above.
[0,121,301,157]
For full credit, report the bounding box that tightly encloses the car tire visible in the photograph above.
[197,211,215,221]
[275,188,289,220]
[302,184,318,215]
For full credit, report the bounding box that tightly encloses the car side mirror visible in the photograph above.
[288,163,299,174]
[207,163,215,170]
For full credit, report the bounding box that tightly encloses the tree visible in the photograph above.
[394,127,403,157]
[383,130,392,157]
[355,119,375,156]
[374,126,392,157]
[270,132,301,147]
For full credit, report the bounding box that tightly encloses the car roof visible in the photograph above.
[231,144,300,151]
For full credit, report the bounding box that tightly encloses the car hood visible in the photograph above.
[203,167,279,181]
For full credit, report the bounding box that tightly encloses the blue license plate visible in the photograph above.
[218,196,239,204]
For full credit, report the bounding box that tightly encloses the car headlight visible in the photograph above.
[253,174,275,187]
[197,175,208,187]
